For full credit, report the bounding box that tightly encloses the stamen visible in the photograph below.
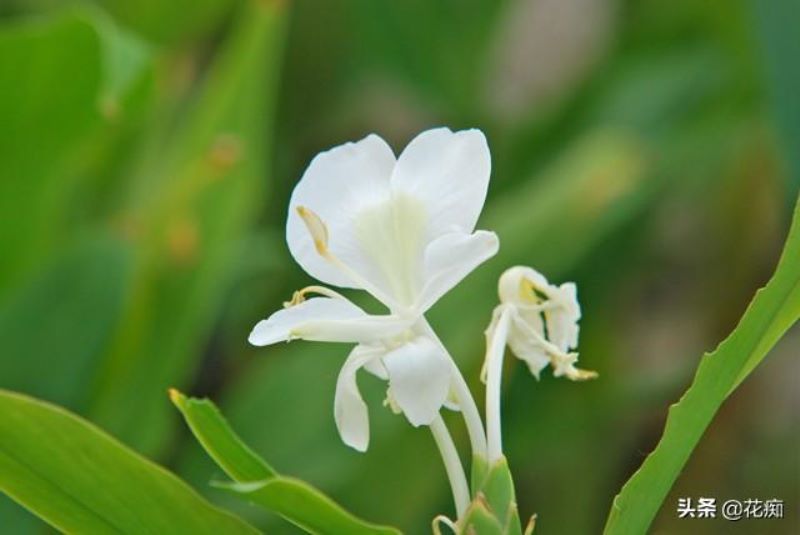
[295,205,405,313]
[296,206,329,254]
[432,515,458,535]
[283,285,347,308]
[514,317,597,381]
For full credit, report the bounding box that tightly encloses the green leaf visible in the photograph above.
[0,236,129,409]
[95,0,235,44]
[171,390,402,535]
[603,197,800,534]
[750,0,800,194]
[169,389,276,481]
[215,478,401,535]
[0,389,259,534]
[0,8,150,296]
[88,0,288,455]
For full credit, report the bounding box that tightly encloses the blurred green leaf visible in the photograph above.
[347,0,509,113]
[88,0,288,455]
[0,8,150,296]
[94,0,235,44]
[0,390,259,534]
[171,390,402,534]
[603,197,800,534]
[750,0,800,194]
[0,236,129,409]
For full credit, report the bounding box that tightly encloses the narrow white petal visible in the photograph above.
[382,336,451,426]
[334,345,382,451]
[286,134,395,289]
[391,127,491,241]
[416,230,499,312]
[248,297,408,346]
[547,282,581,350]
[507,313,550,379]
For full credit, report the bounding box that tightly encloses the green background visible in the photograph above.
[0,0,797,533]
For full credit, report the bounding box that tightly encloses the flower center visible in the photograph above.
[354,192,428,308]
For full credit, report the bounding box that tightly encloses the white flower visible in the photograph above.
[249,128,499,451]
[487,265,596,382]
[483,266,596,461]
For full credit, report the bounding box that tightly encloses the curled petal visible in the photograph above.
[334,345,382,451]
[286,134,395,289]
[416,230,499,312]
[547,282,580,350]
[391,127,491,241]
[382,336,451,426]
[507,313,550,379]
[498,266,581,352]
[248,297,408,346]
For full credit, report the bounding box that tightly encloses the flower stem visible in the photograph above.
[420,318,488,459]
[485,306,512,462]
[430,415,470,518]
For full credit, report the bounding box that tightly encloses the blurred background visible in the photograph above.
[0,0,797,533]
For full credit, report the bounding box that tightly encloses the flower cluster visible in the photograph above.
[249,127,595,522]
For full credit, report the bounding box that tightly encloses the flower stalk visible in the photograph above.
[429,415,470,518]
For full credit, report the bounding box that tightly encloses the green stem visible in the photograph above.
[430,415,470,518]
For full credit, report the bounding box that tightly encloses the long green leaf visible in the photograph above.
[604,197,800,534]
[171,390,402,535]
[89,0,287,455]
[170,389,276,481]
[0,390,259,534]
[215,478,401,535]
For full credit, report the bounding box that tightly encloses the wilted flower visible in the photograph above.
[249,128,498,451]
[492,266,593,380]
[483,266,596,460]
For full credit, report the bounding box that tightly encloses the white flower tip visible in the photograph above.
[296,205,329,255]
[247,319,284,346]
[476,229,500,254]
[342,433,369,452]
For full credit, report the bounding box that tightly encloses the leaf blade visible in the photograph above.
[171,390,402,535]
[216,478,402,535]
[603,197,800,534]
[0,390,259,534]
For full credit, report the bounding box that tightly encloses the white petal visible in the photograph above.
[391,127,491,241]
[547,282,581,350]
[415,230,499,312]
[498,266,581,352]
[286,134,395,289]
[334,345,382,451]
[382,336,451,426]
[248,297,408,345]
[362,355,388,380]
[507,313,550,379]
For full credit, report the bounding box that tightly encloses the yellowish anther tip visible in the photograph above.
[296,206,329,255]
[570,368,599,381]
